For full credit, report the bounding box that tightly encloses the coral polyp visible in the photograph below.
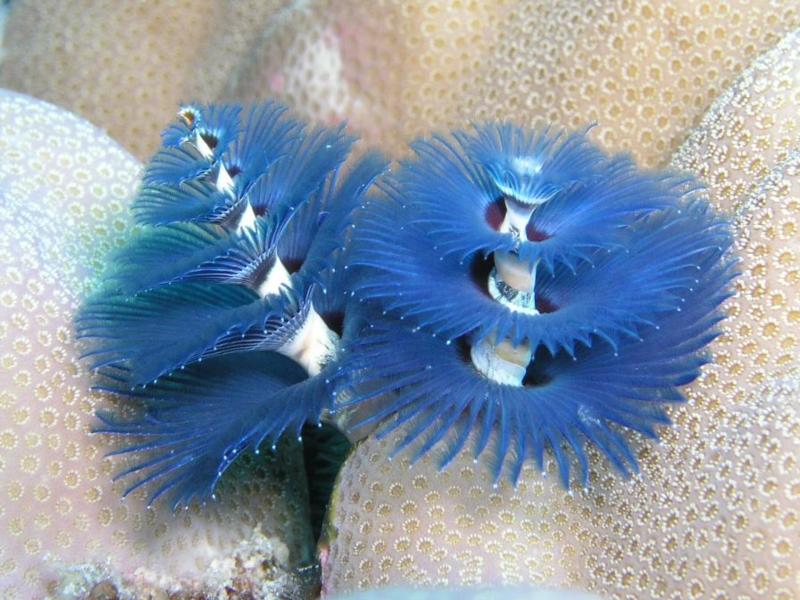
[341,123,736,487]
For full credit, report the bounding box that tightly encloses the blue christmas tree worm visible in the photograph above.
[77,102,387,509]
[341,123,737,487]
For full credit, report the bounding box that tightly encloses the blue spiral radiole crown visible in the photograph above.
[77,102,387,509]
[341,122,736,487]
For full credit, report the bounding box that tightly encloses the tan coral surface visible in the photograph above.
[2,1,798,166]
[0,91,315,600]
[229,0,800,168]
[323,29,800,600]
[0,0,291,160]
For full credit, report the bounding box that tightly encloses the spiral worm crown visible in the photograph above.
[342,123,736,487]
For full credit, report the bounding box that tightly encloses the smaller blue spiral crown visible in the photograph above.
[77,102,387,509]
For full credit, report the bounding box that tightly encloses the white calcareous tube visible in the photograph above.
[471,193,546,385]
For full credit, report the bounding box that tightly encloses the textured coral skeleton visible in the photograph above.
[76,104,735,510]
[1,4,797,599]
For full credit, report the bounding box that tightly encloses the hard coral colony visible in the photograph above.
[76,103,735,512]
